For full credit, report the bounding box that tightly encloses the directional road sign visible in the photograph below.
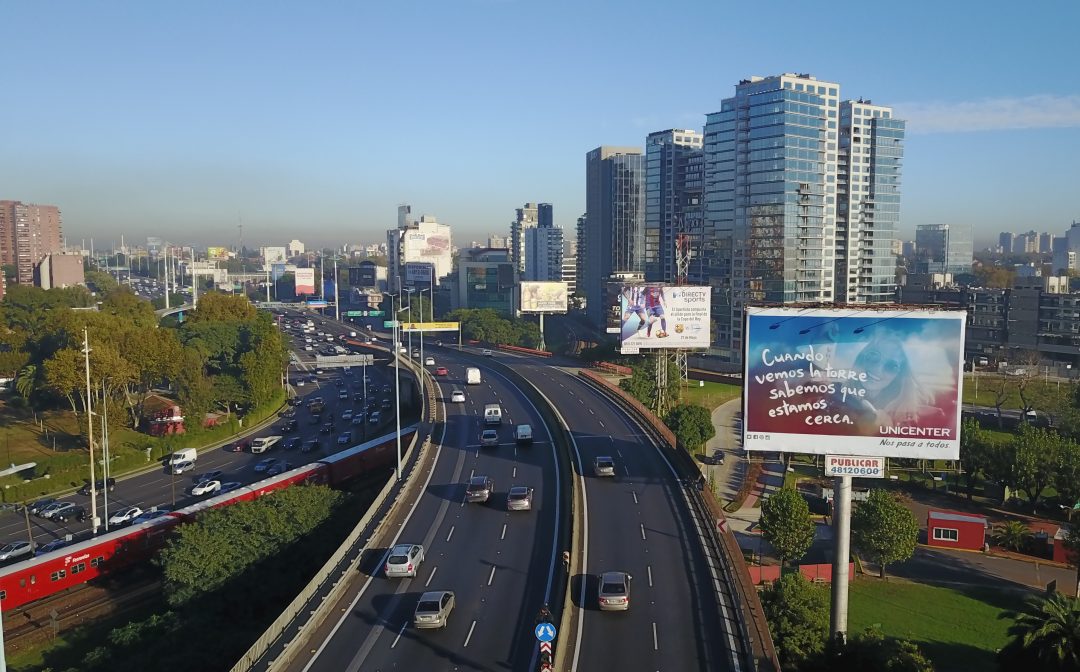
[534,622,556,642]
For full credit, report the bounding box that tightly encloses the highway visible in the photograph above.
[504,352,737,672]
[291,342,563,672]
[0,316,408,557]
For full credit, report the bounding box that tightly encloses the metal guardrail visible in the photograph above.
[577,370,780,672]
[229,357,432,672]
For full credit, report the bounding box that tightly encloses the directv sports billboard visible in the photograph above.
[742,307,966,459]
[619,285,710,352]
[520,282,568,313]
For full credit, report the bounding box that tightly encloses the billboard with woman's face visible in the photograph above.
[743,307,966,459]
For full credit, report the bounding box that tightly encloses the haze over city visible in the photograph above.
[3,1,1078,248]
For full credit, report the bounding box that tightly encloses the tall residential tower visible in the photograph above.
[644,129,704,283]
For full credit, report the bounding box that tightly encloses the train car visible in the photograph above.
[0,515,179,610]
[319,426,418,485]
[0,429,409,611]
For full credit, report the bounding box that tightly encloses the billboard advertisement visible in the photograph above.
[743,307,966,459]
[400,321,460,332]
[207,246,229,260]
[405,262,434,285]
[295,268,316,296]
[619,285,710,352]
[521,282,569,313]
[271,263,287,283]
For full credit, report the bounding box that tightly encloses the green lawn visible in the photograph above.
[680,380,740,410]
[848,579,1026,672]
[962,373,1073,409]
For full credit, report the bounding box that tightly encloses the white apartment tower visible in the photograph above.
[524,224,564,281]
[387,209,453,293]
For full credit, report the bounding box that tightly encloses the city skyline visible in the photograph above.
[3,2,1078,248]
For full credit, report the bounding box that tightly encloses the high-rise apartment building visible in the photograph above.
[488,234,508,249]
[511,203,539,274]
[387,210,452,293]
[915,224,973,275]
[644,129,704,283]
[288,239,305,257]
[583,147,645,325]
[524,223,564,281]
[999,232,1015,254]
[0,201,63,286]
[562,238,578,295]
[835,99,906,303]
[703,74,906,362]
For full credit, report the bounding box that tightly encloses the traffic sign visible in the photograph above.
[534,622,556,642]
[540,641,552,654]
[345,311,365,317]
[384,320,399,328]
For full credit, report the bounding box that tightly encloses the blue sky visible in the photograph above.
[3,1,1078,250]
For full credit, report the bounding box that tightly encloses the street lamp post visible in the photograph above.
[82,328,99,534]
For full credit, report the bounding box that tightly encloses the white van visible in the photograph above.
[466,367,481,385]
[484,404,502,426]
[515,424,533,446]
[168,448,197,466]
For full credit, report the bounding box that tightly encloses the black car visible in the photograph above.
[287,397,302,407]
[28,498,58,515]
[309,414,322,425]
[380,398,392,410]
[320,423,334,434]
[55,504,87,523]
[279,420,298,433]
[78,478,117,496]
[283,437,303,451]
[302,439,321,453]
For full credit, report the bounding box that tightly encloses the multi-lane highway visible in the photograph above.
[501,352,738,672]
[0,318,406,559]
[291,343,564,672]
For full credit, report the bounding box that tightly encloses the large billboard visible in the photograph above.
[207,246,229,260]
[743,307,966,459]
[400,321,460,332]
[619,285,710,352]
[295,268,316,296]
[404,262,434,285]
[521,281,568,313]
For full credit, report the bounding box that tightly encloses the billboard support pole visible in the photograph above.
[334,258,340,322]
[829,475,853,644]
[538,312,546,352]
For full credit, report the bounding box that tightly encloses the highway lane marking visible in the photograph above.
[391,623,406,648]
[648,565,653,587]
[640,523,646,540]
[617,450,623,458]
[512,466,517,478]
[599,419,605,428]
[488,565,497,585]
[589,408,595,415]
[623,465,630,477]
[652,622,659,650]
[426,566,438,587]
[464,620,477,648]
[501,523,507,540]
[446,526,455,542]
[632,491,638,505]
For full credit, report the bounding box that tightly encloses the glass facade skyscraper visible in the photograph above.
[702,73,906,362]
[915,224,973,276]
[836,100,906,303]
[583,147,645,325]
[645,129,704,283]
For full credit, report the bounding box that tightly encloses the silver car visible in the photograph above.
[0,541,34,563]
[506,486,534,511]
[414,590,455,629]
[598,571,632,611]
[594,456,616,477]
[385,543,425,578]
[465,476,494,503]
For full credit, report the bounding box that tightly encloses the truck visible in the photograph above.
[484,404,502,426]
[466,367,481,385]
[250,436,282,454]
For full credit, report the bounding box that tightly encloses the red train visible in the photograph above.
[0,426,417,611]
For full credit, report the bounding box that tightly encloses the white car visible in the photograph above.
[171,460,196,475]
[450,390,466,403]
[191,480,222,496]
[425,357,435,366]
[385,543,425,578]
[482,349,493,356]
[108,506,143,526]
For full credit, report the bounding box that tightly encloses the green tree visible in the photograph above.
[998,593,1080,672]
[759,487,816,566]
[1055,439,1080,512]
[158,485,342,605]
[176,348,213,425]
[186,291,256,324]
[85,269,118,293]
[619,357,681,414]
[960,417,995,499]
[760,573,829,669]
[14,364,36,400]
[993,520,1031,552]
[851,489,919,579]
[240,340,284,408]
[665,403,716,453]
[805,627,935,672]
[1012,424,1062,511]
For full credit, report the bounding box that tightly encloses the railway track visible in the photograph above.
[4,574,162,653]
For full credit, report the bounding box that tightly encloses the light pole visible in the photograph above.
[82,328,99,534]
[405,288,415,357]
[389,293,403,480]
[101,379,112,531]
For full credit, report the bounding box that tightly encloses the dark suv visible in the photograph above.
[78,478,116,496]
[54,504,87,523]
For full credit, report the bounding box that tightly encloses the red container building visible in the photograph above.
[927,509,987,551]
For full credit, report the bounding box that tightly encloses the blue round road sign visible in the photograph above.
[534,623,557,642]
